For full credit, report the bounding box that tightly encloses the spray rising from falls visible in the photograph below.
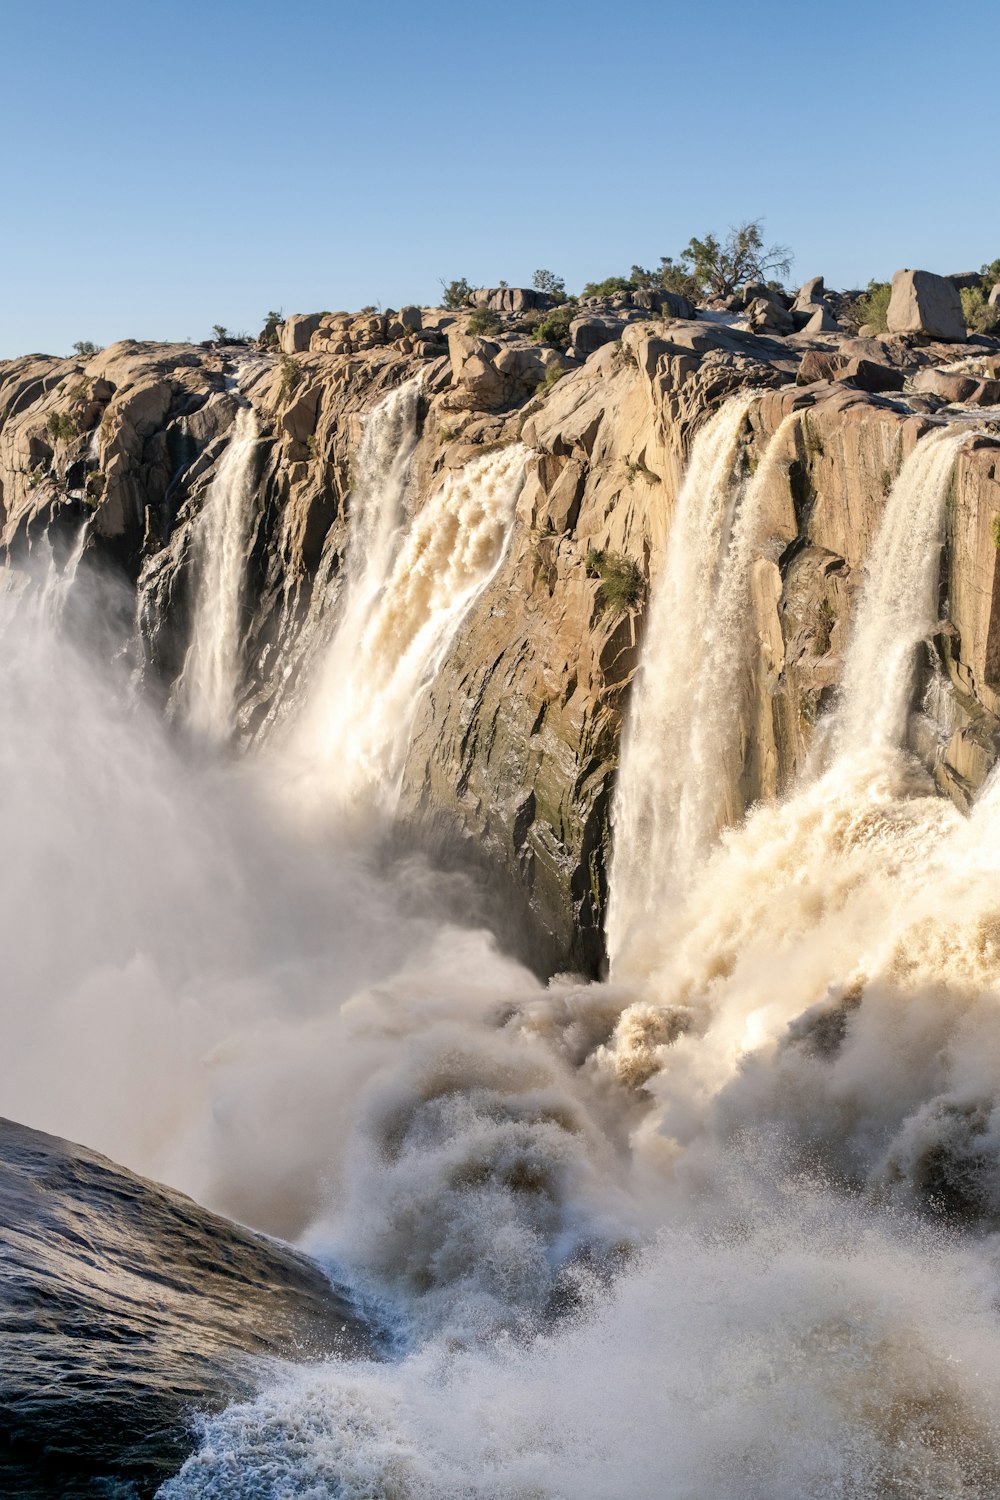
[10,386,1000,1495]
[289,392,526,808]
[180,405,260,742]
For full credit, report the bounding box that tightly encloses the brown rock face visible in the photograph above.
[3,302,1000,974]
[887,269,966,341]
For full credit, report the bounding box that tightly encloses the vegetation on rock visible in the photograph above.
[586,548,644,617]
[46,411,78,442]
[961,286,1000,335]
[440,277,472,310]
[467,307,502,336]
[847,280,892,332]
[532,269,568,302]
[531,303,577,348]
[581,219,790,301]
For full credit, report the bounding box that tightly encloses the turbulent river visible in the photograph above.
[5,388,1000,1497]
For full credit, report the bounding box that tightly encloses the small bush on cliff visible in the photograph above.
[466,307,501,336]
[440,277,472,310]
[278,354,301,403]
[46,411,78,442]
[991,516,1000,550]
[532,303,576,348]
[586,548,644,617]
[71,340,100,357]
[846,280,891,332]
[962,286,1000,335]
[535,363,566,395]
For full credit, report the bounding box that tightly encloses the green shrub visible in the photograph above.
[211,324,230,342]
[440,277,472,310]
[961,286,1000,335]
[847,280,891,332]
[46,411,78,442]
[535,363,566,395]
[466,306,501,336]
[581,275,635,299]
[278,354,301,403]
[991,516,1000,551]
[71,340,100,357]
[585,547,644,617]
[531,302,576,348]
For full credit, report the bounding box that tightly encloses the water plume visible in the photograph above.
[4,387,1000,1497]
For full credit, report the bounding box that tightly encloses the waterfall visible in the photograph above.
[289,428,526,810]
[39,514,92,627]
[0,512,93,629]
[833,425,965,757]
[180,407,260,743]
[607,393,758,972]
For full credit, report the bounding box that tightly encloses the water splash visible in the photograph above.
[180,406,261,743]
[4,389,1000,1497]
[834,425,965,757]
[289,436,527,810]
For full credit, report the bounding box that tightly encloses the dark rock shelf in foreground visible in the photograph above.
[0,1117,370,1498]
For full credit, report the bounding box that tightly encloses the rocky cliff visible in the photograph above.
[3,281,999,972]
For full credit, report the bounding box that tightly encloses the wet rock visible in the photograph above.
[912,368,980,404]
[0,1117,370,1499]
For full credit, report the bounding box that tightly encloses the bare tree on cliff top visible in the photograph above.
[684,220,792,298]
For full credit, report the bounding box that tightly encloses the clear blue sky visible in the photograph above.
[2,0,998,358]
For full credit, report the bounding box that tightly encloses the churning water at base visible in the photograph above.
[180,406,260,742]
[6,396,1000,1498]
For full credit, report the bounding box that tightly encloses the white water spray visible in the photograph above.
[290,414,526,809]
[6,390,1000,1498]
[834,424,965,757]
[180,406,260,742]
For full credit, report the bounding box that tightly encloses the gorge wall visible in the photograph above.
[3,294,1000,972]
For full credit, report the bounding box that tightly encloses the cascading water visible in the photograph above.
[9,386,1000,1497]
[179,405,260,743]
[608,393,777,972]
[288,416,527,809]
[834,424,965,757]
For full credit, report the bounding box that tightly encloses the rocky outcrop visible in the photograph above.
[3,286,1000,974]
[888,269,966,341]
[0,1117,369,1499]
